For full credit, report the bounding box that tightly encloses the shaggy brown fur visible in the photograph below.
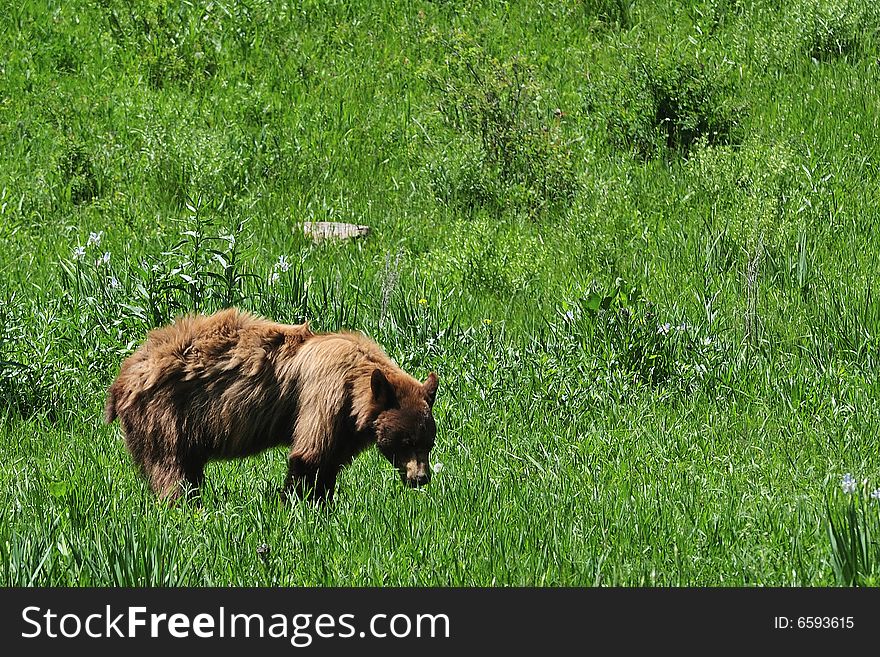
[105,308,439,502]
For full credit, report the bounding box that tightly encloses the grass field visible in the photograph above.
[2,0,880,586]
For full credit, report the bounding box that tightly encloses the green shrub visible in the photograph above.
[555,280,730,391]
[685,139,797,256]
[422,213,549,298]
[794,0,880,63]
[423,30,576,217]
[58,136,101,206]
[101,0,222,89]
[134,197,252,321]
[583,0,636,29]
[604,52,744,158]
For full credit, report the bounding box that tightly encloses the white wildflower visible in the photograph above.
[432,462,444,474]
[72,245,86,260]
[841,473,857,494]
[276,255,291,272]
[657,322,671,335]
[871,489,880,501]
[97,252,110,267]
[87,231,103,247]
[109,276,120,289]
[268,271,280,285]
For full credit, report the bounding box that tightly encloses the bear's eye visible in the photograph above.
[394,433,415,448]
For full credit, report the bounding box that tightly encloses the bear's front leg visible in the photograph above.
[283,456,338,503]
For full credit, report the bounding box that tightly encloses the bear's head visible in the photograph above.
[371,369,438,488]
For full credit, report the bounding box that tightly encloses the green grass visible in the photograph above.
[2,0,880,585]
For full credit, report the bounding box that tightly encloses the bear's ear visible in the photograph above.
[423,372,439,407]
[371,368,396,408]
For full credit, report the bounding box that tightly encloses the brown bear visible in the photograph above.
[104,308,438,502]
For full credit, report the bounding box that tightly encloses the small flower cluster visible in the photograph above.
[72,231,110,267]
[656,322,692,336]
[268,255,291,285]
[72,231,119,289]
[840,473,880,500]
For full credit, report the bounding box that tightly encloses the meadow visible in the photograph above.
[1,0,880,586]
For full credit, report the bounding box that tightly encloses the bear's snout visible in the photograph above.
[402,459,431,488]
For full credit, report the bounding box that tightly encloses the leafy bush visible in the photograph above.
[101,0,222,89]
[133,198,254,323]
[582,0,636,29]
[793,0,880,62]
[604,52,744,158]
[555,280,729,391]
[685,139,797,256]
[423,30,576,216]
[423,213,549,298]
[684,139,801,343]
[58,136,101,206]
[56,196,253,335]
[138,117,252,211]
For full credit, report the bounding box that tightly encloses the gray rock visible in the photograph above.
[302,222,371,243]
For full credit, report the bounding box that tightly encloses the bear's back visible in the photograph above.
[107,308,312,420]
